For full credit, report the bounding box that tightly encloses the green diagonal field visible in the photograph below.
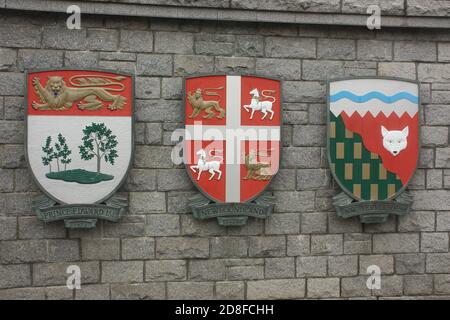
[329,112,403,201]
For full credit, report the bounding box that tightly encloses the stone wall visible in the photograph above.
[0,8,450,299]
[51,0,450,17]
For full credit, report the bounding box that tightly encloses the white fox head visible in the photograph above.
[381,126,409,156]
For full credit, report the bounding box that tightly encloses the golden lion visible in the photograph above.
[31,75,127,111]
[187,87,225,119]
[243,151,272,181]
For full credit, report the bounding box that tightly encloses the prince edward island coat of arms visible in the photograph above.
[26,69,134,229]
[328,77,419,223]
[184,75,281,226]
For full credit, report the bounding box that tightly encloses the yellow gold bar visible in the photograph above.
[345,163,353,180]
[388,184,396,197]
[353,184,361,199]
[371,152,378,159]
[354,142,362,159]
[345,128,353,138]
[371,184,378,200]
[336,142,344,159]
[330,122,336,138]
[362,163,370,180]
[379,164,387,180]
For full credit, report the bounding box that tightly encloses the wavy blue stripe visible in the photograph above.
[330,91,418,104]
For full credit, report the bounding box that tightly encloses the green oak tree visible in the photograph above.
[79,122,118,174]
[41,136,54,173]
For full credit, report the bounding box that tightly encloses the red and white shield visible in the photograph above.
[184,75,281,203]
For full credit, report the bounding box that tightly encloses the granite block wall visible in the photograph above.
[0,8,450,299]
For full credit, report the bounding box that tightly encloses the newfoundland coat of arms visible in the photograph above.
[184,75,281,226]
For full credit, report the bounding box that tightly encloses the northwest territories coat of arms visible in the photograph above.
[184,75,281,226]
[328,77,419,223]
[26,69,133,228]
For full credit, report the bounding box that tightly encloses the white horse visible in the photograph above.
[190,149,222,181]
[243,88,276,120]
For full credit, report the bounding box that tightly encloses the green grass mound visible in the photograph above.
[46,169,114,184]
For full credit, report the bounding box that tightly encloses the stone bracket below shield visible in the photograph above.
[32,194,128,229]
[189,193,275,226]
[333,191,413,223]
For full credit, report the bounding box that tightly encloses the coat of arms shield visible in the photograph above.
[328,77,419,223]
[26,69,133,228]
[184,75,281,226]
